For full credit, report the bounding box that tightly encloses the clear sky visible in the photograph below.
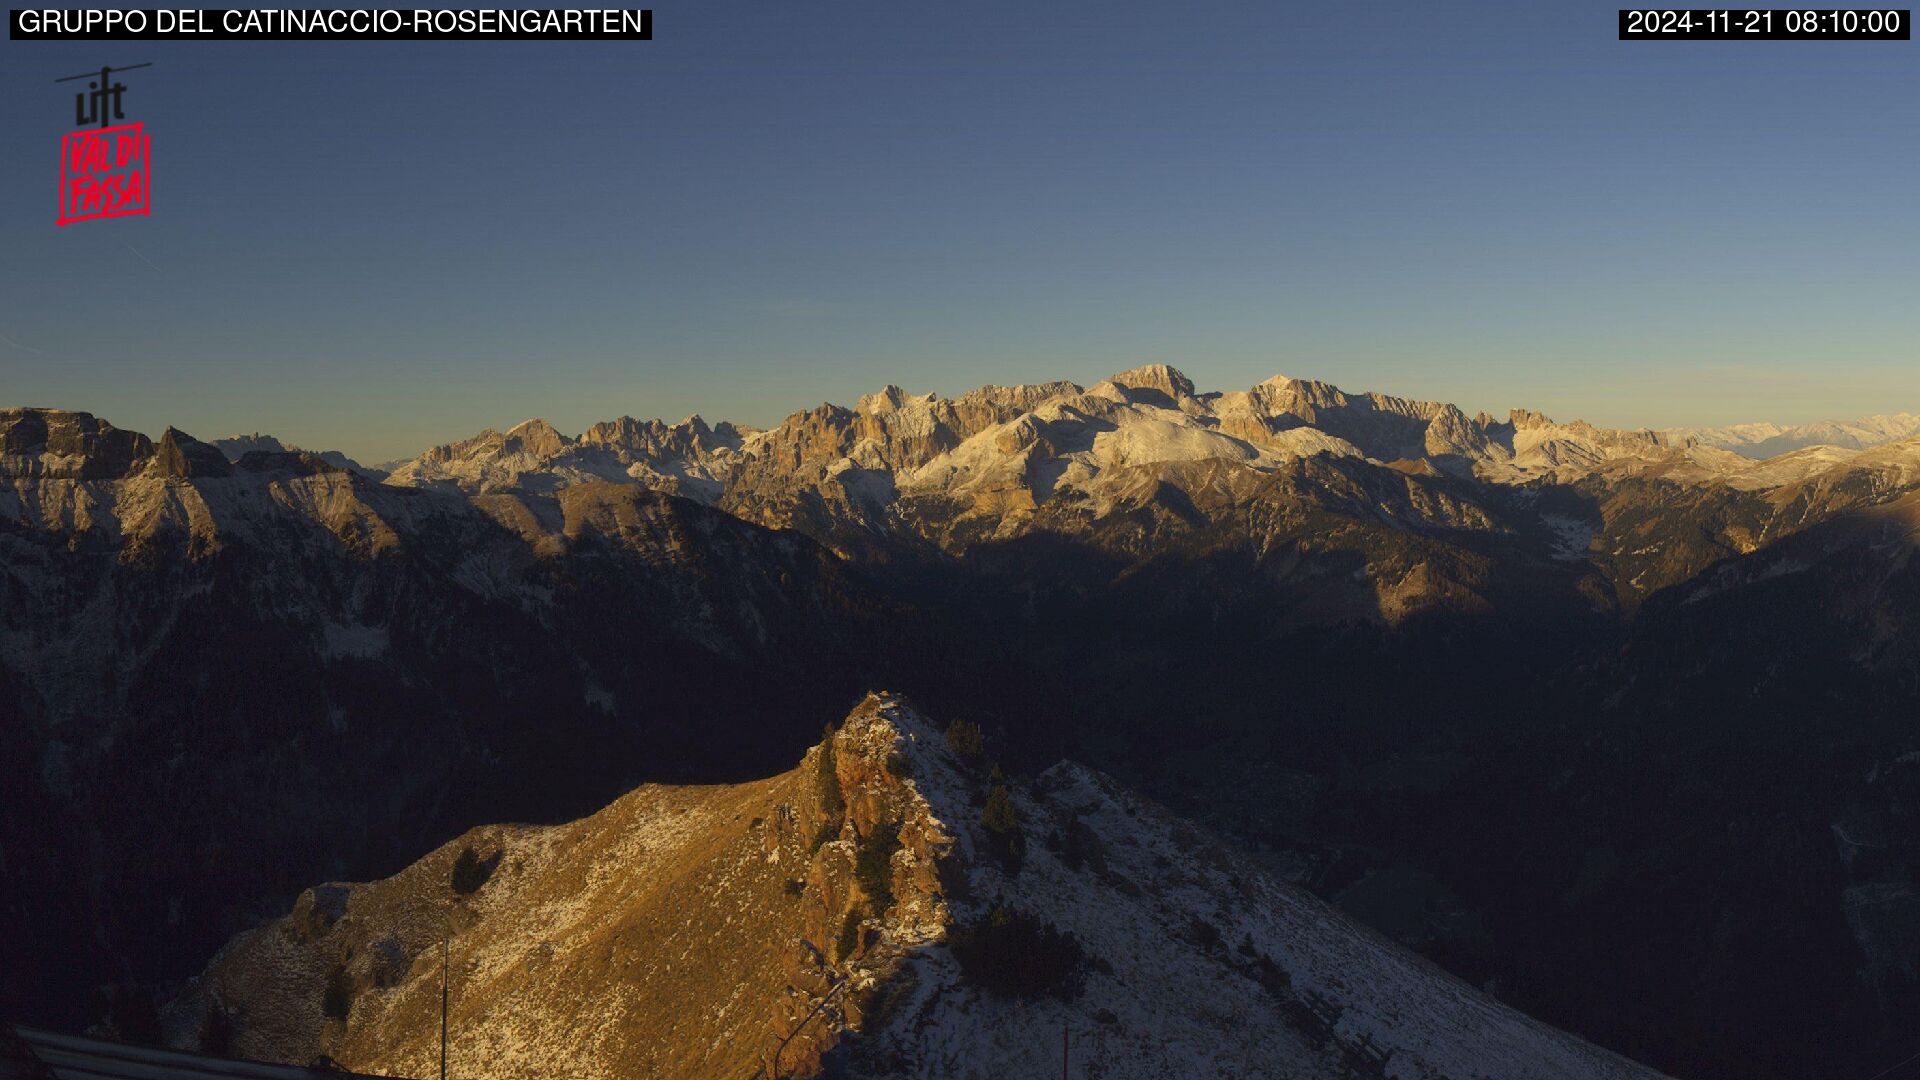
[2,2,1916,463]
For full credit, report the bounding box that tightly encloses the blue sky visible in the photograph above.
[2,2,1916,462]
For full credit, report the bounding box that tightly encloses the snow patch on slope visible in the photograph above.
[1542,514,1598,561]
[854,697,1670,1080]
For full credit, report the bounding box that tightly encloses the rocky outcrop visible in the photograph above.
[0,407,154,479]
[151,428,234,479]
[159,694,958,1080]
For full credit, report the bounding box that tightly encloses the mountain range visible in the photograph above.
[3,368,1918,1080]
[377,364,1920,520]
[1669,413,1920,458]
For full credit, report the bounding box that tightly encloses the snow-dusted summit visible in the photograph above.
[166,693,1670,1080]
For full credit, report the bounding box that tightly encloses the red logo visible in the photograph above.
[58,122,150,226]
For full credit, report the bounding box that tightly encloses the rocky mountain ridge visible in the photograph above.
[165,694,1669,1080]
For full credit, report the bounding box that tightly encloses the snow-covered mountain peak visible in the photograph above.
[1105,362,1197,401]
[502,417,570,456]
[855,384,938,416]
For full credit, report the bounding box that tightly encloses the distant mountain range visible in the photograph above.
[373,365,1920,511]
[1669,413,1920,458]
[209,434,384,480]
[4,369,1918,1080]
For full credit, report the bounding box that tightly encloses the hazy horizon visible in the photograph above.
[5,1,1916,462]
